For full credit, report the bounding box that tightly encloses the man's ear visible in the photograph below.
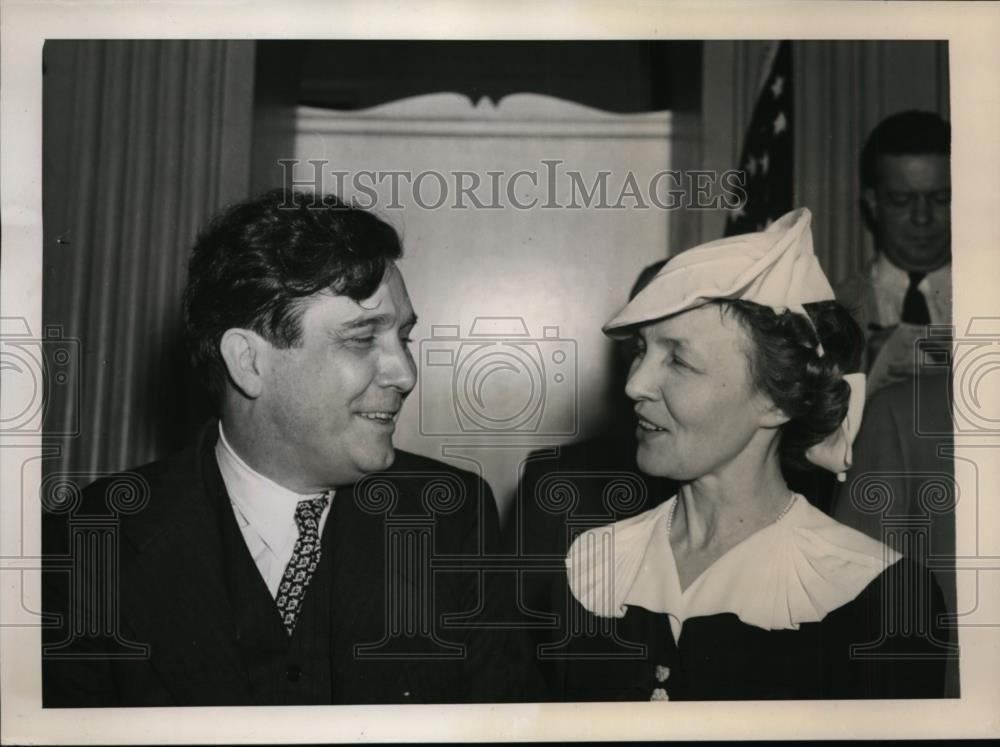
[219,328,268,399]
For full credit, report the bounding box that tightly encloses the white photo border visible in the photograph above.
[2,0,999,742]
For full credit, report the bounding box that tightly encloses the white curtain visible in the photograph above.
[42,40,255,477]
[793,41,949,284]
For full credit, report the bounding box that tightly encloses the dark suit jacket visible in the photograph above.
[42,422,542,706]
[832,371,959,696]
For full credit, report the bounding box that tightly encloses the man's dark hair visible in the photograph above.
[860,110,951,190]
[184,189,403,402]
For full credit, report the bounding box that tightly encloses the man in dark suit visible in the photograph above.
[831,370,959,696]
[42,189,540,706]
[830,110,959,696]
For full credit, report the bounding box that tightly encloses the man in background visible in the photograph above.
[832,111,959,696]
[836,110,951,393]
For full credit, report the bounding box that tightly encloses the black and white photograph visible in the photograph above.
[2,1,999,743]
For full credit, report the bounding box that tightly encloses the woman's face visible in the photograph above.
[625,304,778,481]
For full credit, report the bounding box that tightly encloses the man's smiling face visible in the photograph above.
[256,263,417,490]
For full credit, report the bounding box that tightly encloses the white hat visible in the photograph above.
[605,208,834,335]
[605,207,865,480]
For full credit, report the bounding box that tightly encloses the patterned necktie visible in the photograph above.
[901,271,931,325]
[275,494,330,636]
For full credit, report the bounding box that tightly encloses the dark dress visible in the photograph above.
[552,496,955,701]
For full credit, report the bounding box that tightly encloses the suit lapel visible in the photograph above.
[117,425,253,705]
[325,475,463,702]
[121,508,253,704]
[326,484,387,666]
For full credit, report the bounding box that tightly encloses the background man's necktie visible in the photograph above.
[275,494,330,635]
[902,271,931,325]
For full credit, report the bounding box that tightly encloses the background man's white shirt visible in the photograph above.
[867,253,952,328]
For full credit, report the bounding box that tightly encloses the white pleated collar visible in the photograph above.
[565,494,901,642]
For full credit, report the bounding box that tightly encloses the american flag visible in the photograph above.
[725,41,793,236]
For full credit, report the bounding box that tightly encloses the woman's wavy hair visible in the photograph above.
[715,299,864,477]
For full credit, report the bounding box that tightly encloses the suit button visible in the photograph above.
[285,666,302,682]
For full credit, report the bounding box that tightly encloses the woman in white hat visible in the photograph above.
[559,208,950,700]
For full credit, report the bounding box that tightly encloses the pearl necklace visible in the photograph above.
[666,492,798,538]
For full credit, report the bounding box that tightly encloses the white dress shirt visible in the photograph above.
[867,253,952,328]
[215,423,333,598]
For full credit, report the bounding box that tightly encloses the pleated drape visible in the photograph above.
[700,41,949,283]
[43,40,255,477]
[793,41,950,285]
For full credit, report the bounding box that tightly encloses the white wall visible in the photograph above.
[293,93,681,515]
